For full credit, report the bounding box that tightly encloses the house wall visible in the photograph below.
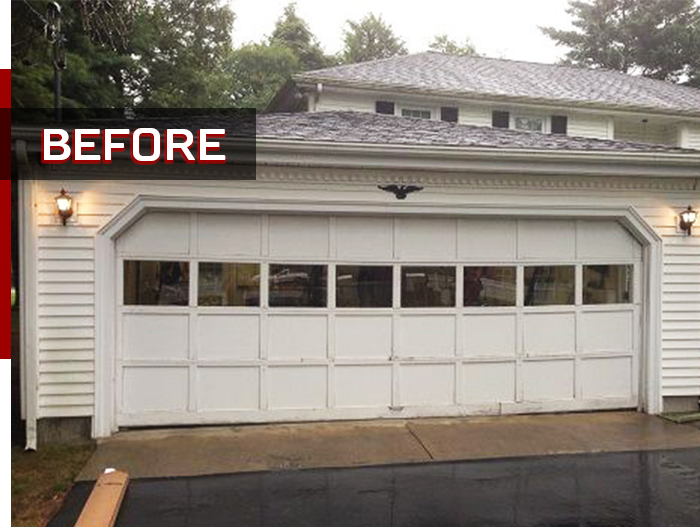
[313,91,676,143]
[615,120,679,146]
[22,166,700,426]
[679,124,700,150]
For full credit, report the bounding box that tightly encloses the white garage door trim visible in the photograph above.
[94,196,663,437]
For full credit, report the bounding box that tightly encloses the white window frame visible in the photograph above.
[398,105,434,120]
[512,114,550,133]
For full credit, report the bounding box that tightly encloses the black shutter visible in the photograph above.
[492,110,510,128]
[375,101,395,115]
[441,106,459,122]
[551,115,568,135]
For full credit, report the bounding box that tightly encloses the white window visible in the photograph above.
[514,116,545,132]
[401,108,432,119]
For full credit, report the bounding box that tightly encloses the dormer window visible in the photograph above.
[401,108,432,119]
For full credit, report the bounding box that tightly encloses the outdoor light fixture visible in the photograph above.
[55,189,73,225]
[680,206,697,235]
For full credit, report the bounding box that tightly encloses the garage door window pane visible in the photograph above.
[269,264,327,307]
[524,266,575,306]
[336,265,393,308]
[583,265,633,304]
[402,267,455,307]
[124,261,189,306]
[464,266,516,307]
[198,263,260,306]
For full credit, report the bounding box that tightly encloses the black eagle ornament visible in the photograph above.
[378,184,424,200]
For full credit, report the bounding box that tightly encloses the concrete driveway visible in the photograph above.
[78,411,700,481]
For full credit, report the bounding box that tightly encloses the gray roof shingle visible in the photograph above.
[294,52,700,117]
[257,111,697,153]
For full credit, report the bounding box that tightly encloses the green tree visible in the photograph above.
[132,0,236,107]
[229,43,299,110]
[269,3,334,70]
[541,0,700,85]
[428,34,477,56]
[11,0,138,108]
[341,13,407,64]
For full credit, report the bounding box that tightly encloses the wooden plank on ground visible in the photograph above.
[74,469,129,527]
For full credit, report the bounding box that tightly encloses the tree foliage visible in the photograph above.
[229,43,299,110]
[428,34,477,56]
[541,0,700,86]
[131,0,236,107]
[269,3,334,70]
[341,14,407,64]
[11,1,135,108]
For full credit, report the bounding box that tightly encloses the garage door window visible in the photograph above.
[464,266,517,307]
[583,264,633,304]
[198,262,260,307]
[402,266,455,308]
[524,266,575,306]
[123,260,189,306]
[269,264,327,307]
[336,265,393,308]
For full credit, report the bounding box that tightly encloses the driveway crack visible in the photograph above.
[405,424,435,461]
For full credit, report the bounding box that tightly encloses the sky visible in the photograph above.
[230,0,576,64]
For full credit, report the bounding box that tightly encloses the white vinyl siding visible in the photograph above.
[614,120,678,146]
[24,171,700,421]
[568,114,612,140]
[679,125,700,150]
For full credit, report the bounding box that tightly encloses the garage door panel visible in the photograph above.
[268,315,327,359]
[268,366,327,409]
[523,360,575,401]
[518,220,576,261]
[463,362,516,404]
[197,367,259,410]
[577,221,641,261]
[400,364,455,406]
[197,315,259,360]
[581,357,633,399]
[336,217,393,260]
[398,316,455,358]
[463,314,516,357]
[335,365,392,408]
[123,314,189,360]
[269,216,330,258]
[123,367,189,413]
[580,311,634,353]
[458,219,517,261]
[117,212,641,426]
[335,316,392,359]
[397,218,457,261]
[197,214,261,257]
[523,312,576,356]
[118,212,190,255]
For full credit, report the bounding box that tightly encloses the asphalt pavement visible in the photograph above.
[49,447,700,527]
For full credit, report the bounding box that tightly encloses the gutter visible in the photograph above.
[293,76,700,121]
[12,127,700,178]
[255,138,700,179]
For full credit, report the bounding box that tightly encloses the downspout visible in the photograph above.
[16,140,38,451]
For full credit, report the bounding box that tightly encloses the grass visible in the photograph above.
[12,443,95,527]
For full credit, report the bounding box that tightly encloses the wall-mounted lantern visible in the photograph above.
[55,189,73,225]
[679,206,697,235]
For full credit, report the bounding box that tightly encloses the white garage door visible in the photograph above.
[116,212,642,427]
